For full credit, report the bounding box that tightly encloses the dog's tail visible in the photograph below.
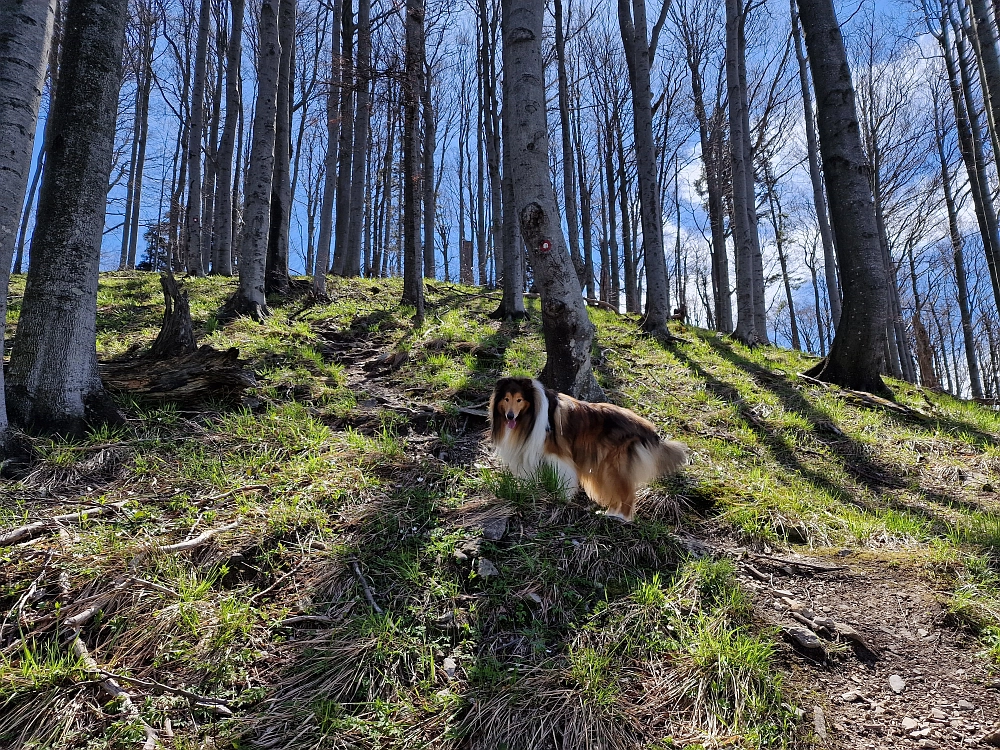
[632,438,688,484]
[656,439,688,475]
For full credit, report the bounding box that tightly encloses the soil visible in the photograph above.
[733,549,1000,748]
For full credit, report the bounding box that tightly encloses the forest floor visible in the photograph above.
[1,273,999,750]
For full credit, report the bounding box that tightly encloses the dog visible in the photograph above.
[489,377,687,521]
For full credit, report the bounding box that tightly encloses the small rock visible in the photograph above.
[903,718,921,731]
[476,557,499,578]
[525,592,542,604]
[957,700,975,711]
[919,740,940,749]
[785,625,825,654]
[911,728,933,739]
[889,675,906,694]
[983,730,1000,747]
[481,515,508,541]
[930,709,948,720]
[442,657,457,679]
[833,723,847,733]
[813,705,827,740]
[841,690,865,703]
[918,628,930,637]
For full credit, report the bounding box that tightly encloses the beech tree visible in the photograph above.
[6,0,129,434]
[502,0,602,400]
[0,0,57,445]
[797,0,890,395]
[401,0,425,321]
[225,0,281,320]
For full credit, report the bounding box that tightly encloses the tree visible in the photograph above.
[226,0,281,320]
[313,0,342,296]
[184,0,210,276]
[0,0,57,445]
[618,0,674,340]
[502,0,602,400]
[796,0,890,396]
[265,0,295,294]
[6,0,128,434]
[213,0,245,276]
[401,0,425,321]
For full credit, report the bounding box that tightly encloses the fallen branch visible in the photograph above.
[749,552,847,573]
[0,502,128,547]
[351,560,383,614]
[157,521,240,554]
[70,636,160,749]
[95,668,233,716]
[249,560,306,603]
[130,577,180,598]
[278,614,340,627]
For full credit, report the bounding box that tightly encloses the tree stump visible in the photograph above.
[100,346,256,403]
[150,273,197,359]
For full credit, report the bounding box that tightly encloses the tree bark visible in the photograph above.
[226,0,280,320]
[125,12,155,270]
[618,0,673,339]
[312,0,341,295]
[401,0,425,321]
[791,0,840,329]
[331,0,354,276]
[185,0,210,276]
[421,64,436,279]
[797,0,890,396]
[265,0,294,294]
[556,0,584,285]
[0,0,57,445]
[933,84,984,399]
[502,0,602,400]
[213,0,244,276]
[6,0,126,434]
[726,0,759,345]
[345,0,371,278]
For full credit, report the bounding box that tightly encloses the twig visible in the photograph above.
[130,576,180,598]
[0,502,128,547]
[195,484,269,506]
[278,614,340,627]
[0,552,54,639]
[156,521,240,553]
[249,560,306,603]
[69,636,161,749]
[350,559,383,614]
[749,552,847,573]
[95,669,233,716]
[742,564,770,583]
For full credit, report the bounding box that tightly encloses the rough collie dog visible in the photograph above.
[489,377,687,522]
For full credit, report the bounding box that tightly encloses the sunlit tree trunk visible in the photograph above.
[401,0,425,320]
[185,0,210,276]
[265,0,294,294]
[6,0,127,434]
[213,0,244,276]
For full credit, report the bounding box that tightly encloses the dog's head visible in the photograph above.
[490,377,537,441]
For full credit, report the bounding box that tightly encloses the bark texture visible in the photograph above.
[6,0,127,434]
[228,0,281,320]
[0,0,56,445]
[401,0,425,320]
[265,0,294,294]
[185,0,211,276]
[503,0,602,400]
[797,0,890,396]
[212,0,244,276]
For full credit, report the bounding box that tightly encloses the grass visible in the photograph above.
[0,272,998,749]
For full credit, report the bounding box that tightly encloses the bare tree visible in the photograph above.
[313,0,342,295]
[503,0,602,399]
[618,0,674,340]
[265,0,294,294]
[6,0,128,434]
[797,0,890,395]
[402,0,425,320]
[185,0,211,276]
[226,0,281,320]
[213,0,245,276]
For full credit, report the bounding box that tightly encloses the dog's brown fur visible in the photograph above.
[489,377,687,521]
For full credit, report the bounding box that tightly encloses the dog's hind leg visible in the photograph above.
[585,468,636,522]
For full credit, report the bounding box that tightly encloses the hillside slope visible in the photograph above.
[1,273,999,749]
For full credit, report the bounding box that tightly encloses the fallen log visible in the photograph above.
[100,345,256,404]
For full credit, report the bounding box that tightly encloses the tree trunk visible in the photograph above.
[265,0,294,294]
[201,16,224,274]
[150,273,197,359]
[226,0,280,320]
[213,0,244,277]
[934,84,984,399]
[618,0,673,339]
[6,0,127,434]
[791,0,840,329]
[555,0,584,284]
[602,110,621,309]
[726,0,759,345]
[421,66,436,278]
[331,0,354,276]
[401,0,425,321]
[312,0,341,294]
[185,0,210,276]
[797,0,890,396]
[13,145,44,276]
[345,0,371,278]
[764,168,800,350]
[502,0,602,400]
[616,134,638,313]
[126,15,155,270]
[0,0,57,445]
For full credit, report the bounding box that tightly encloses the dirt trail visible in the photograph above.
[732,550,1000,747]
